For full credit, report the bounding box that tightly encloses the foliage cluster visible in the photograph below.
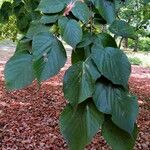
[0,0,149,150]
[0,0,41,40]
[128,57,142,65]
[129,37,150,52]
[0,15,18,41]
[118,0,150,50]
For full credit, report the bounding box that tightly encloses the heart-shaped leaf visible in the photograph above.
[63,58,101,105]
[102,117,138,150]
[32,32,67,81]
[4,51,35,90]
[71,1,90,23]
[92,0,115,24]
[109,20,137,39]
[60,100,104,150]
[93,82,139,133]
[91,46,131,88]
[59,19,83,48]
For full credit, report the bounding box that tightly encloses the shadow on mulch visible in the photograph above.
[0,63,150,150]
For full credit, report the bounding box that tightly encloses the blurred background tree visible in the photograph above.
[0,0,40,41]
[0,0,149,51]
[117,0,150,51]
[0,0,18,41]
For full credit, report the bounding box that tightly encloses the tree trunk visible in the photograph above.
[119,37,123,48]
[123,38,128,49]
[119,38,128,49]
[133,37,139,52]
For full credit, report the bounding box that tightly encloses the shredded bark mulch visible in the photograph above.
[0,61,149,150]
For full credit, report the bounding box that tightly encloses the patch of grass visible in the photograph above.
[128,37,150,52]
[128,57,142,65]
[126,51,150,67]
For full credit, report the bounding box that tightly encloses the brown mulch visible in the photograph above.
[129,66,150,150]
[0,60,150,150]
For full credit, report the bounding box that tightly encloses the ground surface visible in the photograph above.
[0,47,150,150]
[127,51,150,67]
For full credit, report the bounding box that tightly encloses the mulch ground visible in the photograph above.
[0,59,150,150]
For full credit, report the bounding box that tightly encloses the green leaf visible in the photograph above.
[109,20,136,39]
[32,32,56,60]
[71,1,91,23]
[26,21,50,39]
[93,33,117,48]
[93,82,139,133]
[143,0,150,4]
[60,100,104,150]
[58,16,69,35]
[71,48,86,64]
[23,0,40,11]
[32,32,67,81]
[40,14,59,24]
[0,2,12,23]
[91,47,131,87]
[63,59,101,105]
[4,51,35,90]
[37,0,65,14]
[62,0,73,4]
[16,13,32,33]
[77,32,93,48]
[13,0,22,7]
[1,2,12,16]
[60,19,83,48]
[12,2,24,17]
[102,117,138,150]
[15,40,32,54]
[92,0,115,24]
